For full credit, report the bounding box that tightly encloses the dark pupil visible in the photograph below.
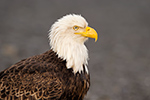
[75,27,78,29]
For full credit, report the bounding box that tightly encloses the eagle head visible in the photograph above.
[49,14,98,74]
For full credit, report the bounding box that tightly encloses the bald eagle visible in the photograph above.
[0,14,98,100]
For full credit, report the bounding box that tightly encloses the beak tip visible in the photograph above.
[95,34,98,42]
[95,38,97,42]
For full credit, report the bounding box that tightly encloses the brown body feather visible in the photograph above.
[0,50,90,100]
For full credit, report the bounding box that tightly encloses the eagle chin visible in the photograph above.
[0,14,98,100]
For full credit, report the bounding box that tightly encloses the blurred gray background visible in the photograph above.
[0,0,150,100]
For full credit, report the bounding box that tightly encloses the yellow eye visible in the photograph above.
[73,26,79,31]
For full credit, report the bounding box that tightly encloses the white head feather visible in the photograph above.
[49,14,89,74]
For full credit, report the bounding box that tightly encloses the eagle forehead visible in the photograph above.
[57,14,88,28]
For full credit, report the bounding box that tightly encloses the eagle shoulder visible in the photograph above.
[0,50,65,100]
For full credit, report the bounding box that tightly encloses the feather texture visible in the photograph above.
[0,50,90,100]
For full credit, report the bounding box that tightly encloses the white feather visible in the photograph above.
[49,14,89,74]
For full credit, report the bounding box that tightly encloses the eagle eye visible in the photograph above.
[73,26,79,31]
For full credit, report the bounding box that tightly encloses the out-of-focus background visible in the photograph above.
[0,0,150,100]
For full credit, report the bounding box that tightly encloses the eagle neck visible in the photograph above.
[50,38,89,74]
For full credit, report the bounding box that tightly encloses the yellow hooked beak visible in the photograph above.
[75,27,98,42]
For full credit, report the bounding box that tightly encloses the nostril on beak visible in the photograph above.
[87,28,90,31]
